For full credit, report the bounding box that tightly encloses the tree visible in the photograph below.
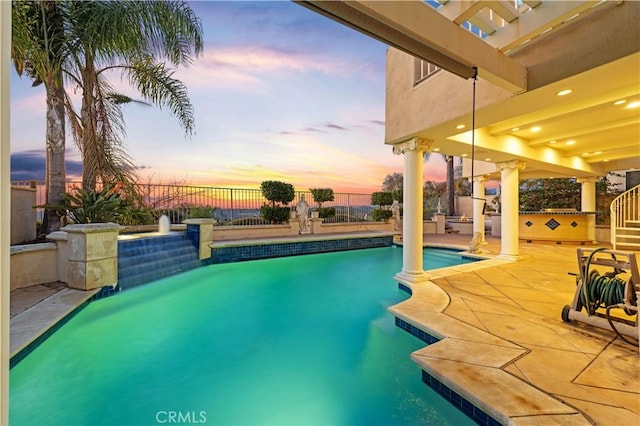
[12,0,203,232]
[424,152,455,214]
[519,178,581,211]
[445,155,455,215]
[260,180,295,224]
[382,172,403,192]
[12,1,69,233]
[309,188,335,219]
[64,0,203,190]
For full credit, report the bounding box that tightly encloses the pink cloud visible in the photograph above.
[175,45,377,91]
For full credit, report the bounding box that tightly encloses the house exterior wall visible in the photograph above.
[385,1,640,145]
[10,186,36,245]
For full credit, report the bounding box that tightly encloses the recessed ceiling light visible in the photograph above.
[485,158,491,161]
[461,153,468,157]
[614,100,627,105]
[511,127,520,132]
[433,147,441,152]
[625,101,640,109]
[582,152,589,156]
[530,126,541,132]
[549,140,557,144]
[566,140,576,145]
[593,151,602,155]
[456,124,465,129]
[604,159,609,162]
[556,89,572,96]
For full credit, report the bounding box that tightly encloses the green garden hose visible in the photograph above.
[579,248,638,346]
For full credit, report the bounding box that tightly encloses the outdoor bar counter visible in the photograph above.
[519,209,596,243]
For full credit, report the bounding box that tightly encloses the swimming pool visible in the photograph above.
[10,247,476,425]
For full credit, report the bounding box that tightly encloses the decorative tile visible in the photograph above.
[545,218,560,230]
[209,236,393,264]
[421,370,500,426]
[570,221,578,228]
[525,221,533,227]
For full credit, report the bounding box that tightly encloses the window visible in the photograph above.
[414,58,441,85]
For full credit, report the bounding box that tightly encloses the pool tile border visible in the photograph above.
[394,316,501,426]
[207,234,394,264]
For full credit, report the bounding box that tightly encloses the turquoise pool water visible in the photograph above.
[10,247,475,426]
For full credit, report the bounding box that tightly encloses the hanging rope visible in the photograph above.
[469,67,486,212]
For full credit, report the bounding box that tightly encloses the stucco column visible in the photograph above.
[184,218,216,260]
[63,223,120,290]
[392,138,432,284]
[0,2,10,422]
[496,161,525,260]
[472,175,488,242]
[577,176,599,242]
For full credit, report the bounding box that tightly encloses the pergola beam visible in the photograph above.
[295,0,527,93]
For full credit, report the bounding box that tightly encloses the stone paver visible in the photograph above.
[409,234,639,426]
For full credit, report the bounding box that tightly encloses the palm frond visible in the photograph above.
[125,59,195,136]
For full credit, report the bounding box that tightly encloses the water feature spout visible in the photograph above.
[158,215,170,234]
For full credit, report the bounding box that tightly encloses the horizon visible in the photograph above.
[9,1,447,194]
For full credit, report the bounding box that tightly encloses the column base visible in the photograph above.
[394,269,430,286]
[497,253,520,261]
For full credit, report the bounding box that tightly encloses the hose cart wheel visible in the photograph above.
[561,305,571,323]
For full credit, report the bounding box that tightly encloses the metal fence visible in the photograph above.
[11,181,378,226]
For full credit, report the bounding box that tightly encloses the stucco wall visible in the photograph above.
[385,48,511,144]
[385,1,639,145]
[10,243,58,291]
[11,186,36,245]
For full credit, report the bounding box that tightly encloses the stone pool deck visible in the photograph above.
[9,233,639,425]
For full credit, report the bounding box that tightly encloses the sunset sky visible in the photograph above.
[10,0,447,193]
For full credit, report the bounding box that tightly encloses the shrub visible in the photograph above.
[186,206,217,219]
[309,188,335,207]
[261,180,295,207]
[318,207,336,219]
[259,206,291,224]
[63,185,155,226]
[371,208,393,222]
[371,191,393,207]
[260,180,295,224]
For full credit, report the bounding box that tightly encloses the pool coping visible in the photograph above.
[389,243,591,425]
[209,231,396,248]
[9,287,99,364]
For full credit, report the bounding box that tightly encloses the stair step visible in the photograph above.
[615,243,640,249]
[615,227,640,232]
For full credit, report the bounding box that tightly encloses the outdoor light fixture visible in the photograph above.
[556,89,572,96]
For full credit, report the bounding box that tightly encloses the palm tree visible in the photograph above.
[13,0,203,233]
[424,151,456,215]
[64,0,203,190]
[445,154,455,215]
[12,1,69,233]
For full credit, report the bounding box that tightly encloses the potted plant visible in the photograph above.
[259,180,295,224]
[309,187,335,219]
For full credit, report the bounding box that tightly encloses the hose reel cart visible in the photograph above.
[562,248,639,346]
